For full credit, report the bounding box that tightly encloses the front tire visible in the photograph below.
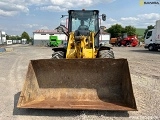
[117,42,121,47]
[52,51,64,59]
[98,50,115,58]
[148,45,154,51]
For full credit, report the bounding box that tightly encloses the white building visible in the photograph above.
[33,29,66,46]
[99,32,111,44]
[22,39,27,44]
[6,40,13,45]
[0,31,6,44]
[33,29,110,46]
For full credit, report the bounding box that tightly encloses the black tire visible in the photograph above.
[99,50,115,58]
[154,49,158,51]
[148,45,154,51]
[117,42,121,47]
[52,51,64,59]
[125,42,130,46]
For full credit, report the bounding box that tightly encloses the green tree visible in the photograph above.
[16,35,21,40]
[144,25,154,37]
[6,34,21,40]
[107,24,124,38]
[21,31,30,41]
[10,36,17,40]
[124,26,136,36]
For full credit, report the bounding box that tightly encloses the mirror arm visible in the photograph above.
[63,31,69,37]
[60,24,68,30]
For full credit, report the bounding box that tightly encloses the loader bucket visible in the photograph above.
[17,58,137,111]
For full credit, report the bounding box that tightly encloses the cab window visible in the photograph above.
[146,31,152,39]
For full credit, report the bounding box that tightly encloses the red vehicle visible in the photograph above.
[117,35,139,47]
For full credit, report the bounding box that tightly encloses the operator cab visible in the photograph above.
[68,10,99,34]
[68,10,100,46]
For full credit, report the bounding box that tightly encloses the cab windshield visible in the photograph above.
[71,11,99,32]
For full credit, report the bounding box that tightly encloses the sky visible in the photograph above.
[0,0,160,36]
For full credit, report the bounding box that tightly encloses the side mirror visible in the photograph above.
[102,14,106,21]
[61,15,64,18]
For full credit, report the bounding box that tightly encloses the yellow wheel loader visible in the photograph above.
[17,10,137,111]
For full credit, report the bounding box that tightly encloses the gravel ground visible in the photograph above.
[0,44,159,120]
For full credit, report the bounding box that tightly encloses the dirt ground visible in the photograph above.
[0,44,159,120]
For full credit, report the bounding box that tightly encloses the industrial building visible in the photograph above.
[33,29,66,46]
[0,31,6,44]
[99,32,110,45]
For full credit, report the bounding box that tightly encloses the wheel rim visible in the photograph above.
[149,45,153,50]
[126,42,130,46]
[117,43,121,46]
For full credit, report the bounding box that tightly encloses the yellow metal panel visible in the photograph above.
[66,31,97,59]
[66,49,75,59]
[83,49,95,58]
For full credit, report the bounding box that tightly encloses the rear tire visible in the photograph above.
[52,51,64,59]
[154,49,158,51]
[117,42,121,47]
[99,50,115,58]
